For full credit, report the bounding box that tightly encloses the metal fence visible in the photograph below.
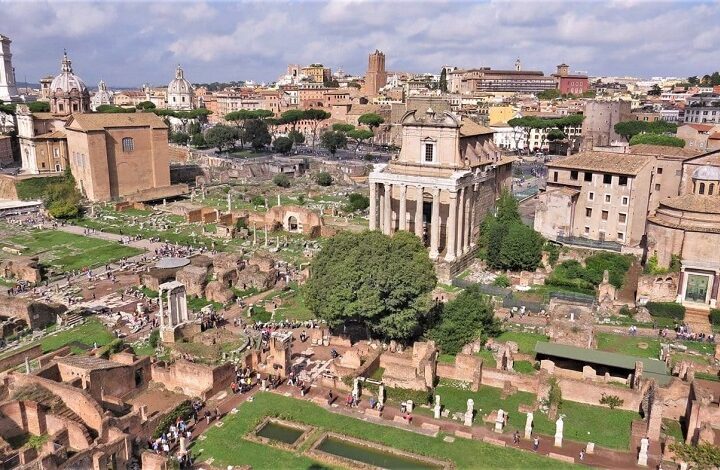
[450,279,547,312]
[549,290,596,306]
[556,235,622,252]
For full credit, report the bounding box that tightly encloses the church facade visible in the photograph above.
[167,65,194,111]
[368,108,513,280]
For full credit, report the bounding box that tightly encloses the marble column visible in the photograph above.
[456,187,465,256]
[399,185,407,231]
[463,190,472,252]
[429,188,441,260]
[369,182,378,231]
[469,185,477,247]
[379,188,385,234]
[414,186,424,240]
[158,289,165,327]
[383,183,393,235]
[445,191,458,262]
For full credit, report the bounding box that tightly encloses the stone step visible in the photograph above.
[683,308,712,334]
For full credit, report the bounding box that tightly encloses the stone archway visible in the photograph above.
[287,215,299,232]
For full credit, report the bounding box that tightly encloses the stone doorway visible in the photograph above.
[287,215,299,232]
[422,200,432,246]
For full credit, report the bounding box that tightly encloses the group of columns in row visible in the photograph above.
[369,182,475,262]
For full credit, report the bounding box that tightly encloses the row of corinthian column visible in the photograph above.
[369,182,474,261]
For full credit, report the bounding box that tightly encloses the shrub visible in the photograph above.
[315,171,333,186]
[153,400,193,439]
[646,301,685,320]
[544,242,560,266]
[599,393,624,409]
[345,193,369,212]
[710,308,720,326]
[148,329,160,348]
[251,196,265,207]
[629,134,685,148]
[272,136,293,154]
[493,274,511,288]
[619,304,634,317]
[273,174,291,188]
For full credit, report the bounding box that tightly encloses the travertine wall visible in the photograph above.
[150,360,234,399]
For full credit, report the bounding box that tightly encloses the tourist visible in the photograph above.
[327,391,333,405]
[513,430,519,445]
[205,410,211,424]
[579,449,585,461]
[532,437,539,451]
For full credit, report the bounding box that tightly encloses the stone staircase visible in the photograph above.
[58,312,84,328]
[684,307,712,335]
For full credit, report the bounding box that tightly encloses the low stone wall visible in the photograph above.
[0,344,42,372]
[0,174,18,200]
[150,360,234,399]
[436,354,482,391]
[556,377,643,412]
[481,368,540,394]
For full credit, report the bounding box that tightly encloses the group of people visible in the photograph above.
[671,323,715,343]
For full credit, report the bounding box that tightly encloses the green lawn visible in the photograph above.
[476,349,497,368]
[40,318,114,353]
[433,383,638,450]
[2,229,142,274]
[196,392,578,469]
[595,333,661,358]
[662,418,684,441]
[187,296,224,312]
[513,360,537,375]
[496,331,549,355]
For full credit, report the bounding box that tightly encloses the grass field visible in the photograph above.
[40,318,114,353]
[196,392,579,469]
[496,331,550,355]
[432,383,638,450]
[1,229,142,273]
[595,333,661,358]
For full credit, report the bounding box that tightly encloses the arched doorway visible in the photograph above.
[287,215,299,232]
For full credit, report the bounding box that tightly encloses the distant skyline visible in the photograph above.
[2,0,720,89]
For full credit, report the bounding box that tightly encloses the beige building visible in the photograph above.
[581,100,633,149]
[300,64,331,84]
[677,123,720,152]
[362,50,387,97]
[368,108,513,280]
[535,151,654,250]
[65,113,184,202]
[646,150,720,309]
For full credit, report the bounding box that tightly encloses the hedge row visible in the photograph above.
[646,302,686,320]
[710,309,720,326]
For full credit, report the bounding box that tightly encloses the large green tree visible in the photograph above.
[28,101,50,113]
[244,118,271,150]
[305,230,436,341]
[281,109,305,132]
[303,108,331,148]
[629,134,685,148]
[272,136,293,154]
[347,128,374,152]
[358,112,385,149]
[204,125,238,152]
[319,130,347,156]
[439,69,448,93]
[428,285,500,355]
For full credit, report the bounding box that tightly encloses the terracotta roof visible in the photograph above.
[549,151,653,176]
[346,103,382,116]
[660,194,720,214]
[459,119,494,137]
[57,355,124,371]
[34,130,66,139]
[709,133,720,140]
[32,112,68,121]
[628,144,702,159]
[547,186,580,197]
[683,123,714,132]
[65,112,168,131]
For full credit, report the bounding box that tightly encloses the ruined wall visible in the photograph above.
[556,377,643,412]
[0,296,65,332]
[436,353,483,388]
[0,344,42,372]
[636,273,679,302]
[481,369,540,394]
[0,174,18,200]
[150,360,233,399]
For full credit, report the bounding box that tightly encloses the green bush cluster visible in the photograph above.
[362,381,432,406]
[153,400,193,439]
[646,302,686,320]
[19,170,83,219]
[546,252,633,295]
[709,308,720,326]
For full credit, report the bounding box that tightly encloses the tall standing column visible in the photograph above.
[469,185,477,247]
[158,289,165,327]
[463,188,472,253]
[429,188,441,260]
[369,182,378,231]
[445,191,458,262]
[456,187,465,256]
[383,183,393,235]
[399,185,407,231]
[414,186,424,240]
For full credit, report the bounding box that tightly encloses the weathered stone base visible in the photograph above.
[434,245,478,284]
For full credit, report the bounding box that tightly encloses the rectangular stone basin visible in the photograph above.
[255,420,305,445]
[314,434,444,469]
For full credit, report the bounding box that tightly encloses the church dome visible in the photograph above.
[50,51,88,94]
[93,80,112,101]
[168,65,192,94]
[692,165,720,181]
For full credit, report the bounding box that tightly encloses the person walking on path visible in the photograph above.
[533,436,540,452]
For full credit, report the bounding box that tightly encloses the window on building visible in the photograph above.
[41,162,46,168]
[622,196,628,205]
[553,171,558,182]
[619,213,627,223]
[605,194,611,203]
[584,172,593,182]
[655,183,661,191]
[584,226,590,234]
[617,232,625,241]
[570,170,578,180]
[657,167,663,174]
[54,148,59,158]
[58,103,64,112]
[424,143,434,162]
[588,192,594,201]
[603,174,612,184]
[699,182,706,194]
[586,208,592,217]
[602,210,608,220]
[710,183,715,195]
[619,175,628,186]
[122,137,135,152]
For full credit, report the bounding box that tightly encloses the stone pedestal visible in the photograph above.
[586,442,594,454]
[554,417,564,447]
[464,398,474,427]
[524,412,533,439]
[494,409,505,433]
[638,437,649,466]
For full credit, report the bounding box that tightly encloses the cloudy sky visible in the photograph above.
[2,0,719,89]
